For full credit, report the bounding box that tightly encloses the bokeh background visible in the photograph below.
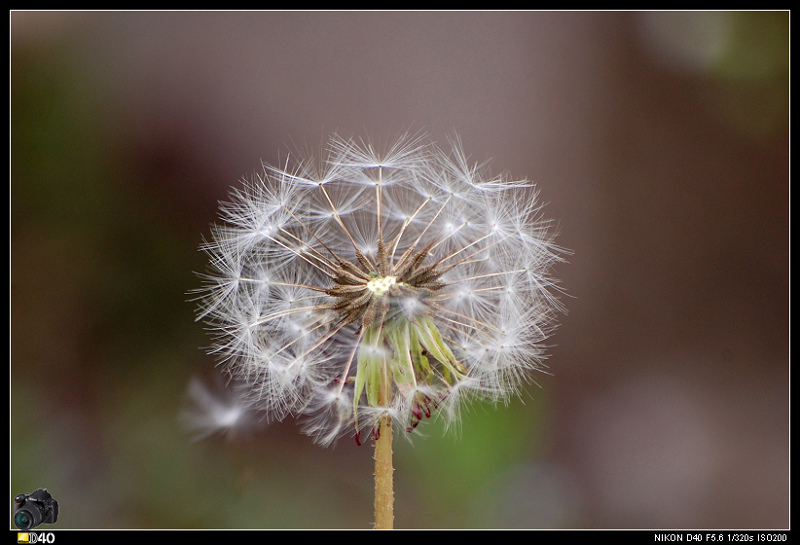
[10,11,788,529]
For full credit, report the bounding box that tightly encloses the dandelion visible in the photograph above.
[192,133,567,528]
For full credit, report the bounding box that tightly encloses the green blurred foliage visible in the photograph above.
[11,36,210,528]
[704,11,789,138]
[396,392,549,528]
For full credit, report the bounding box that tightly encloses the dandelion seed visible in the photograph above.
[179,375,263,441]
[192,133,567,446]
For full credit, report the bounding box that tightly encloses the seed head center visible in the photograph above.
[366,275,397,298]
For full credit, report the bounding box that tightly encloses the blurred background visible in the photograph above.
[10,11,788,529]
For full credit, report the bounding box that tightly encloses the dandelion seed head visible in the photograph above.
[192,133,567,445]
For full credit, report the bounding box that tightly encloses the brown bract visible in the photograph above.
[322,236,448,333]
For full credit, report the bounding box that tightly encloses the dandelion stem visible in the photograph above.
[373,406,394,529]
